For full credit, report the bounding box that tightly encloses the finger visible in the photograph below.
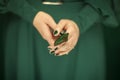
[54,45,73,55]
[64,23,76,39]
[53,19,67,36]
[47,38,55,46]
[45,16,57,30]
[65,20,80,37]
[54,28,73,54]
[55,50,71,56]
[48,46,57,52]
[49,47,59,54]
[54,22,79,52]
[54,43,73,54]
[55,46,72,56]
[54,37,76,54]
[48,42,66,54]
[65,24,80,45]
[48,46,54,50]
[37,23,55,46]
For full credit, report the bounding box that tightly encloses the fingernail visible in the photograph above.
[60,30,66,35]
[50,51,55,54]
[54,47,58,51]
[53,30,58,36]
[55,53,59,56]
[48,48,52,50]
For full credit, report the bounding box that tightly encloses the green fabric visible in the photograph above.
[71,4,101,33]
[72,0,119,33]
[0,0,119,80]
[113,0,120,23]
[0,0,39,23]
[104,0,120,80]
[85,0,119,27]
[1,0,119,32]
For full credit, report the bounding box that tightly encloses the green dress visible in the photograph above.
[0,0,119,80]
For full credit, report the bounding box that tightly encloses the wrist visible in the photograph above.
[33,11,45,27]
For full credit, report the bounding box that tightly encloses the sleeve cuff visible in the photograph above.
[85,1,119,28]
[7,0,39,24]
[71,4,101,34]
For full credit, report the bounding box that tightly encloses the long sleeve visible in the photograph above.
[0,0,39,23]
[0,0,7,13]
[71,0,119,34]
[113,0,120,23]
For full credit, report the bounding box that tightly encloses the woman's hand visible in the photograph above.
[33,11,56,46]
[49,19,80,56]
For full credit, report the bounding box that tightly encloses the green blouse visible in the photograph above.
[0,1,120,80]
[0,0,119,33]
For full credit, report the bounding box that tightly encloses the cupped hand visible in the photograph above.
[33,11,56,46]
[49,19,80,56]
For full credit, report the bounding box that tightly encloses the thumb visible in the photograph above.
[53,19,67,36]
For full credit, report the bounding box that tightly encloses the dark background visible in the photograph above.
[104,27,120,80]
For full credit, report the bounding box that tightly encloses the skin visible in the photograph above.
[33,11,80,56]
[33,11,56,46]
